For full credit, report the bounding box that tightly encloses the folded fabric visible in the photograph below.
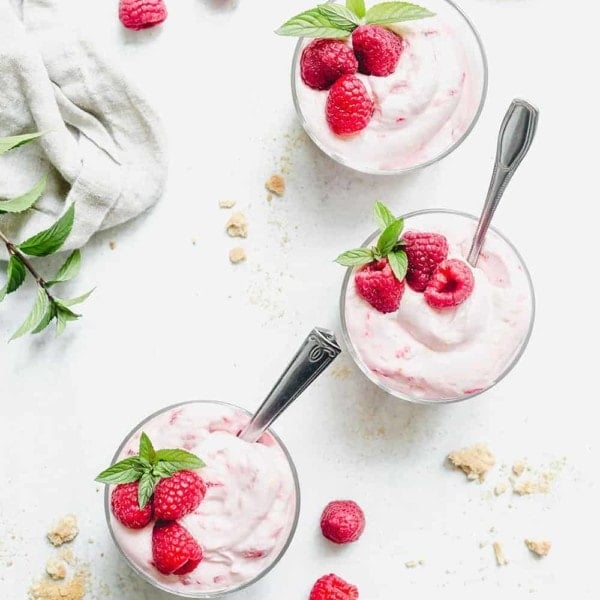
[0,0,167,258]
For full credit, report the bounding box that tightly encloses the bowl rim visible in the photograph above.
[290,0,489,176]
[339,208,536,404]
[104,399,301,598]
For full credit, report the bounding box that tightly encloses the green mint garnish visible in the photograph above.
[95,433,206,509]
[276,1,434,38]
[335,200,408,282]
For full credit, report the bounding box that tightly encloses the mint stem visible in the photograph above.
[0,228,56,304]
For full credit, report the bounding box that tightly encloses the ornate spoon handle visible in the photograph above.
[467,99,539,266]
[239,327,341,443]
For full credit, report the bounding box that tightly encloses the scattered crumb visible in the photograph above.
[59,549,75,565]
[229,247,247,264]
[514,476,552,495]
[494,482,508,496]
[265,174,285,197]
[219,199,236,209]
[479,541,487,549]
[330,364,353,379]
[6,560,13,567]
[405,560,424,568]
[266,193,273,202]
[45,557,67,580]
[525,539,552,557]
[448,444,496,481]
[47,515,78,547]
[493,541,508,566]
[109,241,116,250]
[28,572,86,600]
[226,212,248,238]
[512,461,527,477]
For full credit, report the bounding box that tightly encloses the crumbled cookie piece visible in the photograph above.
[28,573,86,600]
[265,174,285,197]
[109,240,116,250]
[229,247,247,264]
[404,560,424,568]
[226,212,248,238]
[514,476,552,495]
[45,557,67,580]
[512,461,527,477]
[493,541,508,566]
[448,444,495,481]
[494,482,508,496]
[47,515,78,547]
[58,548,75,565]
[525,539,552,557]
[219,199,236,209]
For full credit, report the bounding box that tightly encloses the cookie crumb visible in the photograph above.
[405,560,420,568]
[229,247,247,264]
[512,461,527,477]
[47,515,78,547]
[219,199,236,209]
[28,573,86,600]
[514,477,551,495]
[45,557,67,580]
[265,174,285,197]
[493,541,508,566]
[226,212,248,238]
[59,549,75,565]
[109,241,116,250]
[525,539,552,557]
[448,444,495,481]
[494,482,508,496]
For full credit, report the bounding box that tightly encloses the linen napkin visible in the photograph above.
[0,0,167,258]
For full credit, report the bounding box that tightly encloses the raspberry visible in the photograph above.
[119,0,167,30]
[111,482,154,529]
[352,25,404,76]
[154,470,206,521]
[424,259,475,309]
[320,500,365,544]
[301,39,358,90]
[403,231,449,292]
[309,574,359,600]
[326,75,374,135]
[354,259,405,313]
[152,521,203,575]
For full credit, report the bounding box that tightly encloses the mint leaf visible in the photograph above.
[47,250,81,287]
[95,457,145,485]
[19,203,75,257]
[152,462,181,478]
[139,432,156,464]
[365,2,435,25]
[31,303,57,335]
[138,471,159,509]
[55,304,79,336]
[388,249,408,281]
[373,201,396,230]
[276,7,355,38]
[10,287,48,341]
[155,449,206,471]
[0,132,44,156]
[0,256,27,301]
[376,219,404,256]
[347,0,366,18]
[60,288,95,307]
[335,248,374,267]
[318,4,360,29]
[0,175,47,214]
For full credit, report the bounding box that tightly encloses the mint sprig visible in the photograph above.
[0,132,93,339]
[95,432,206,509]
[276,1,434,38]
[335,200,408,282]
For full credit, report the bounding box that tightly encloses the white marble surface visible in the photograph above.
[0,0,598,598]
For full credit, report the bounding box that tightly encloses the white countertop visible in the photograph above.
[1,0,597,598]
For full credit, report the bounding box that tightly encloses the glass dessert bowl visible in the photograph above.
[290,0,488,175]
[104,400,300,598]
[339,209,535,404]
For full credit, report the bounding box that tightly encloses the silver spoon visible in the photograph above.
[467,99,539,266]
[239,327,341,443]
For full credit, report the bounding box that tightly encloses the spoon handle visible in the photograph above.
[467,99,539,266]
[239,327,341,443]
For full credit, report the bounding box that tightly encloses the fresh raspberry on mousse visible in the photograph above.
[301,39,359,90]
[355,259,405,313]
[352,24,404,77]
[154,470,207,521]
[326,74,375,135]
[424,258,475,308]
[402,230,449,291]
[111,482,154,529]
[320,500,365,544]
[152,521,203,575]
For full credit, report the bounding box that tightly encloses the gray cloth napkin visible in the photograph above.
[0,0,167,258]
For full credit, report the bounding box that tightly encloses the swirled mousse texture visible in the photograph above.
[344,213,533,400]
[110,403,297,594]
[294,12,485,172]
